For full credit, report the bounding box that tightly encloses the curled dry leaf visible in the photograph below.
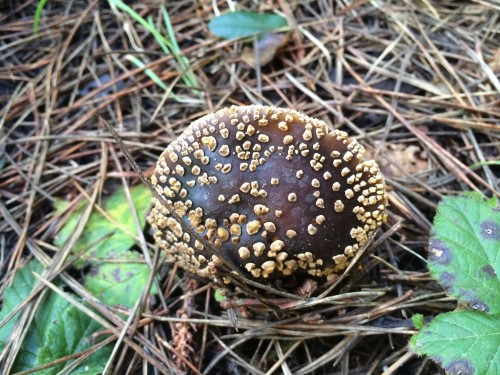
[242,32,290,68]
[487,48,500,73]
[371,142,428,178]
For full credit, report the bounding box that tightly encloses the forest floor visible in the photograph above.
[0,1,499,374]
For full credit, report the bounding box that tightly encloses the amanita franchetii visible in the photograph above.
[148,105,387,282]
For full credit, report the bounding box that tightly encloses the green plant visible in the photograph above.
[108,0,199,92]
[54,184,157,307]
[0,185,155,373]
[0,260,112,374]
[208,10,288,40]
[409,193,500,375]
[34,0,48,34]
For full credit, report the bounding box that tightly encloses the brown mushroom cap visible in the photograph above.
[148,105,387,282]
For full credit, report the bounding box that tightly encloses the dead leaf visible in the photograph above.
[242,32,289,68]
[371,142,428,178]
[487,48,500,73]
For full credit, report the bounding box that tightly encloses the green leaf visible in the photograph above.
[214,288,225,303]
[54,184,158,309]
[208,11,288,40]
[85,251,158,309]
[412,314,425,329]
[54,185,152,267]
[428,194,500,314]
[0,260,111,374]
[410,311,500,375]
[0,260,44,362]
[33,292,112,374]
[23,291,112,374]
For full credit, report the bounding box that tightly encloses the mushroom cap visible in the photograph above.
[148,105,387,282]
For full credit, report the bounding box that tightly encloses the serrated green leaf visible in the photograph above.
[54,185,152,267]
[410,310,500,375]
[428,194,500,314]
[42,304,112,374]
[208,11,288,40]
[0,260,44,364]
[29,291,112,374]
[16,292,111,374]
[85,251,158,309]
[0,260,112,374]
[0,261,43,344]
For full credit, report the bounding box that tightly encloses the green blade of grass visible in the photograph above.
[109,0,170,52]
[34,0,49,34]
[108,0,199,92]
[160,6,199,88]
[161,7,180,55]
[469,160,500,169]
[124,54,168,91]
[124,54,182,102]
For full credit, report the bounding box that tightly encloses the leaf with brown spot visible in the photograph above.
[410,311,500,375]
[84,251,159,309]
[428,193,500,313]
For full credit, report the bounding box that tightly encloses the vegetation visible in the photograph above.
[1,1,498,374]
[0,186,153,373]
[410,194,500,375]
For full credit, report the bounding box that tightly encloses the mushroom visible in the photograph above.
[148,105,387,282]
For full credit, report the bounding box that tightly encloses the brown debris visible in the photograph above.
[0,1,498,374]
